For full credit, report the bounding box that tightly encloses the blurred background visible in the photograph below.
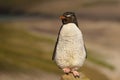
[0,0,120,80]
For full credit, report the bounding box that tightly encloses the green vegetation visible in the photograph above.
[0,24,58,72]
[87,50,114,70]
[88,55,114,70]
[81,66,109,80]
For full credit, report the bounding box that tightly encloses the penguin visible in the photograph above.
[52,12,87,77]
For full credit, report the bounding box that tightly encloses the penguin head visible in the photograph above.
[60,12,78,26]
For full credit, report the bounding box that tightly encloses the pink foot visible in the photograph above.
[62,68,71,74]
[72,71,80,77]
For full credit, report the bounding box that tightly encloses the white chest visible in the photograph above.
[55,23,86,68]
[59,23,83,45]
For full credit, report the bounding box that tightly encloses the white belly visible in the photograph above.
[55,23,86,68]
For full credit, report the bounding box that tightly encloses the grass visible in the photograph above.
[87,50,115,70]
[0,24,56,72]
[0,23,111,80]
[81,65,109,80]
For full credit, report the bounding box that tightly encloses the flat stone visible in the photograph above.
[61,73,90,80]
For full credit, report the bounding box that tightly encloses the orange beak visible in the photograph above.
[59,16,66,20]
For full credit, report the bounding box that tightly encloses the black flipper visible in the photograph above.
[84,45,87,58]
[52,26,63,60]
[77,24,87,59]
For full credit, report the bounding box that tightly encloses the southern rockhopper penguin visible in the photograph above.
[52,12,87,77]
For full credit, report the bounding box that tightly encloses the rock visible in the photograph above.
[61,73,90,80]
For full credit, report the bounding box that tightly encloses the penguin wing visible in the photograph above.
[52,36,59,60]
[52,26,63,60]
[77,25,87,58]
[84,45,87,58]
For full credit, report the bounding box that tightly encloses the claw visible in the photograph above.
[62,68,71,74]
[72,70,80,78]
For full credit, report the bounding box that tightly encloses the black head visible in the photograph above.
[60,12,78,26]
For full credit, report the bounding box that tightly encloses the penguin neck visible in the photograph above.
[62,23,78,28]
[63,22,78,27]
[60,23,82,38]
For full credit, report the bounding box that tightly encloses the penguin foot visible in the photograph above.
[71,71,80,78]
[62,68,71,74]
